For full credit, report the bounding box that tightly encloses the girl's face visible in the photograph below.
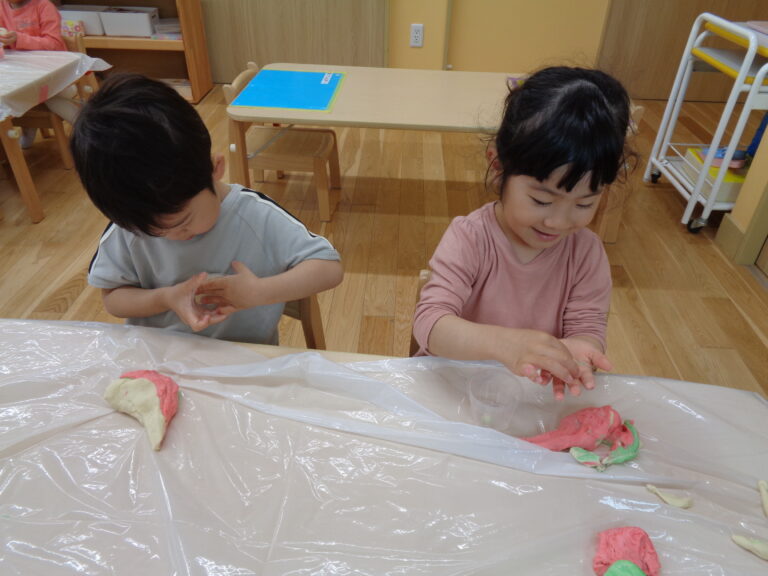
[494,165,602,259]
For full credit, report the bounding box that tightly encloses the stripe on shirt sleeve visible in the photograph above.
[88,222,118,273]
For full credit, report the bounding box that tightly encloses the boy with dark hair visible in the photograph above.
[73,74,343,344]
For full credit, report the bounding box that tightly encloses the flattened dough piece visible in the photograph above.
[732,534,768,561]
[646,484,693,509]
[105,370,180,450]
[758,479,768,518]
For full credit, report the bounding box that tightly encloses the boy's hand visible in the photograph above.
[195,261,261,310]
[168,272,232,331]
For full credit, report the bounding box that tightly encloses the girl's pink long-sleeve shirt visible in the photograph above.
[0,0,65,51]
[413,201,611,355]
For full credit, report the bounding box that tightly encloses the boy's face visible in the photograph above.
[151,189,220,241]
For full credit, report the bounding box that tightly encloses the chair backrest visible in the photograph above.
[284,295,326,350]
[409,269,432,357]
[222,62,260,105]
[60,27,100,100]
[62,34,86,54]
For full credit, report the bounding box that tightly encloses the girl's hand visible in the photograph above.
[168,272,232,331]
[546,337,613,399]
[495,329,581,395]
[195,261,261,311]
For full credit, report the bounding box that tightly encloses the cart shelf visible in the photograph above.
[644,13,768,232]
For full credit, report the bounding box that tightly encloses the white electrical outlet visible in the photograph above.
[410,23,424,47]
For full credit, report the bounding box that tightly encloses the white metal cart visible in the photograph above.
[644,13,768,233]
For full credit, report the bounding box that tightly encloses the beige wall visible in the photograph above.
[388,0,611,72]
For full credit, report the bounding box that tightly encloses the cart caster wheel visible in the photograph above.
[686,218,706,234]
[650,171,661,184]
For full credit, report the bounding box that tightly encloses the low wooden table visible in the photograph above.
[226,63,512,189]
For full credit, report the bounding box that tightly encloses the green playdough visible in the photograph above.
[604,560,647,576]
[569,421,640,471]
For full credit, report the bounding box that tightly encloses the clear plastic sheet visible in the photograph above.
[1,319,767,575]
[0,50,111,120]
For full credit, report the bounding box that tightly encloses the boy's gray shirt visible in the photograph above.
[88,184,340,344]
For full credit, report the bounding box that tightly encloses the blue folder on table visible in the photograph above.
[231,69,345,111]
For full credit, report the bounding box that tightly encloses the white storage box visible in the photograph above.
[99,6,159,37]
[58,5,108,36]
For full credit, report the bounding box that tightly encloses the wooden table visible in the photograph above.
[226,63,513,188]
[0,50,109,223]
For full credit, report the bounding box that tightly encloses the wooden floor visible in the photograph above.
[1,87,766,397]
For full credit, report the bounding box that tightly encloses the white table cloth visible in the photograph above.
[1,319,767,574]
[0,49,109,120]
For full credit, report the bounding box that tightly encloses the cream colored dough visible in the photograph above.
[104,377,169,450]
[646,484,693,509]
[758,479,768,517]
[732,534,768,561]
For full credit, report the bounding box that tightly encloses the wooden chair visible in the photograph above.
[223,62,341,221]
[284,296,326,350]
[62,34,100,101]
[409,269,432,357]
[12,108,73,168]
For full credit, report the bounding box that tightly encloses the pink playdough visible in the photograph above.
[594,526,661,576]
[121,370,179,423]
[523,406,635,452]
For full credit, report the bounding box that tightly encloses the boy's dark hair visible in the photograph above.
[71,73,214,235]
[494,66,633,193]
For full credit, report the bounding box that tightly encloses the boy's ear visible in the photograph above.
[212,153,225,180]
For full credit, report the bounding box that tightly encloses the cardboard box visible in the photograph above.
[680,147,746,203]
[99,6,159,37]
[58,5,108,36]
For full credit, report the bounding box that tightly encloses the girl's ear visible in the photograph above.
[486,143,502,176]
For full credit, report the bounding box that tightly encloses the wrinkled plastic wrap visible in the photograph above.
[0,50,110,120]
[1,319,767,575]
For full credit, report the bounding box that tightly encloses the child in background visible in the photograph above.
[0,0,80,147]
[73,74,343,344]
[413,67,633,399]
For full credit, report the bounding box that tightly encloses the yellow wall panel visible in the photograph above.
[448,0,611,73]
[388,0,449,69]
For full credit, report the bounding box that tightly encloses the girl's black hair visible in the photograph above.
[494,66,633,193]
[70,73,214,235]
